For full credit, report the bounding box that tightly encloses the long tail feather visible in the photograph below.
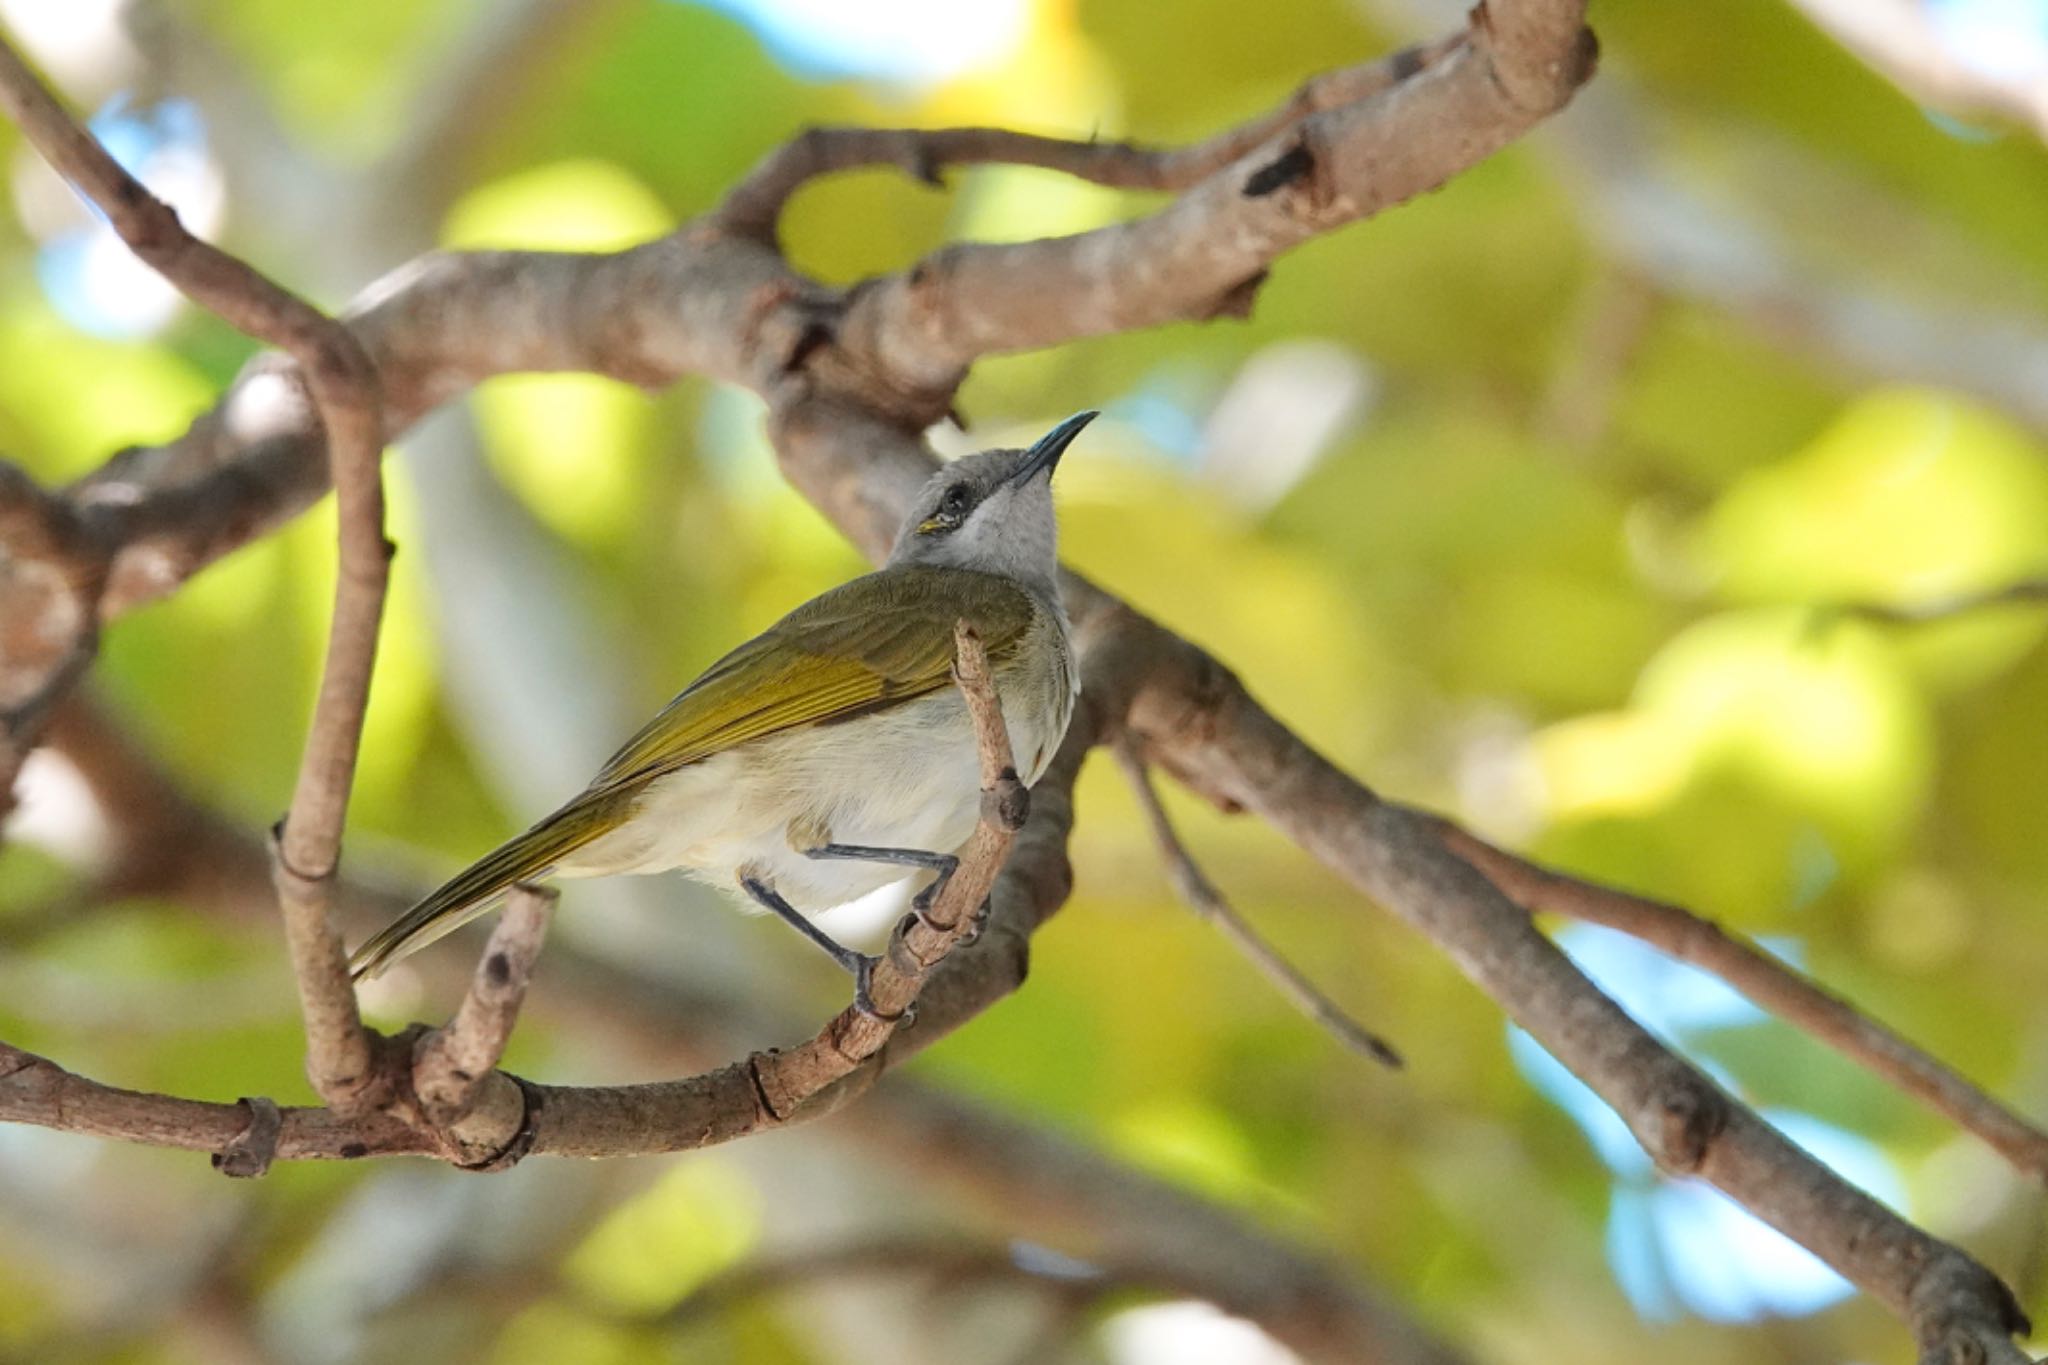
[348,796,624,981]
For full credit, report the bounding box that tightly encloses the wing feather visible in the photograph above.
[590,565,1035,792]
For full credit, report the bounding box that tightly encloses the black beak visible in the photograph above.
[1011,410,1098,486]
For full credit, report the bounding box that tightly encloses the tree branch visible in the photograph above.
[17,694,1461,1365]
[411,883,554,1135]
[0,0,1597,643]
[757,398,2039,1358]
[11,2,2029,1357]
[713,33,1467,238]
[819,9,1596,411]
[0,672,1083,1163]
[1119,644,2034,1363]
[1429,816,2048,1184]
[0,30,387,1110]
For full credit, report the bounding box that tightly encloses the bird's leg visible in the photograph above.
[801,844,961,925]
[739,876,894,1021]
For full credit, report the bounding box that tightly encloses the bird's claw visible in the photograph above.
[956,896,993,946]
[849,953,913,1025]
[912,882,987,943]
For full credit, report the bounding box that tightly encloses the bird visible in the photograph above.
[348,410,1095,1014]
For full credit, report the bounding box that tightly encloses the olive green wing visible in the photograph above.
[587,565,1037,793]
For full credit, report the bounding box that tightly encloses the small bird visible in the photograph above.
[349,411,1095,1012]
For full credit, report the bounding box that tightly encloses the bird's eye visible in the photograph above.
[917,483,973,536]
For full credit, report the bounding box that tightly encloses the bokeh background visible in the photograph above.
[5,0,2048,1362]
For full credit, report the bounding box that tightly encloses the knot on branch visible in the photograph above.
[1244,141,1315,198]
[890,912,943,975]
[212,1095,283,1178]
[453,1074,545,1173]
[1636,1071,1729,1174]
[1470,2,1599,115]
[983,765,1029,833]
[1909,1250,2034,1364]
[1239,126,1340,230]
[267,815,338,888]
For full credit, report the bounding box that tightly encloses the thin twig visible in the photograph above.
[1116,741,1401,1068]
[1428,815,2048,1184]
[413,884,556,1126]
[715,34,1465,238]
[0,31,387,1109]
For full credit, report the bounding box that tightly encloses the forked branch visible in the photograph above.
[1429,815,2048,1183]
[714,33,1466,238]
[0,32,386,1110]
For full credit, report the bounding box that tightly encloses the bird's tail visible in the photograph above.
[348,794,627,981]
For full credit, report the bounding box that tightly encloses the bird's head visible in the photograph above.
[887,410,1096,592]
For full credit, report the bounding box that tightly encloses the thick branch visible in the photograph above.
[755,399,2037,1353]
[824,9,1595,406]
[1121,649,2033,1363]
[1,0,1594,639]
[755,397,2036,1359]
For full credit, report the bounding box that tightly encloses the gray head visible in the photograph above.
[887,411,1096,592]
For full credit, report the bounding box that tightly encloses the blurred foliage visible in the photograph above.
[5,1,2048,1364]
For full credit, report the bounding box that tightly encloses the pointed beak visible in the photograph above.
[1011,409,1098,487]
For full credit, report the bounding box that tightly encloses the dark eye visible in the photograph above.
[918,482,974,535]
